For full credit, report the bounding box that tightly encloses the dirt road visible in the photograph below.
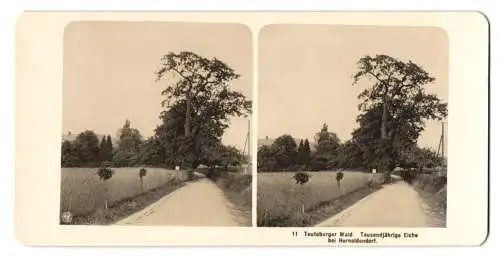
[115,178,241,226]
[316,180,430,227]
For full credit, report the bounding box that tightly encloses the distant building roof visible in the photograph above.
[258,136,314,150]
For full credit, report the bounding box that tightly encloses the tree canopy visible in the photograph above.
[155,51,252,169]
[61,51,251,171]
[73,130,101,166]
[257,55,447,174]
[352,55,447,172]
[113,119,143,166]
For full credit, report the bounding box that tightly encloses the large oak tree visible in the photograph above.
[155,51,251,170]
[352,55,447,173]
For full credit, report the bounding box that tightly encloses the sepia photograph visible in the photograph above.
[257,25,448,227]
[59,21,253,226]
[15,11,488,246]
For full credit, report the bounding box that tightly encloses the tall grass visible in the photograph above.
[257,171,380,226]
[60,167,187,216]
[399,168,447,226]
[200,168,252,226]
[411,172,447,210]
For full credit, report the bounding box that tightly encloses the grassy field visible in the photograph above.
[60,167,187,216]
[214,173,252,226]
[257,171,383,227]
[197,168,252,226]
[410,172,447,227]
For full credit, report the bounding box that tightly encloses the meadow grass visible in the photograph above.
[60,167,187,217]
[257,171,383,227]
[199,168,253,226]
[411,172,447,227]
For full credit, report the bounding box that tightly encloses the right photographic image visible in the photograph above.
[257,24,448,228]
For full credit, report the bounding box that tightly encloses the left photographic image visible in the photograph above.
[60,22,253,226]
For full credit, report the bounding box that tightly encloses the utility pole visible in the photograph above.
[241,119,251,175]
[247,119,251,175]
[441,121,445,166]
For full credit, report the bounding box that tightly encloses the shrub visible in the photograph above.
[139,168,147,178]
[293,171,310,185]
[206,168,222,181]
[186,170,195,181]
[336,171,344,181]
[336,171,344,195]
[97,167,114,181]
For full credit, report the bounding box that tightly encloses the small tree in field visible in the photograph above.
[139,168,147,192]
[293,171,311,214]
[294,171,310,185]
[336,171,344,196]
[97,167,114,210]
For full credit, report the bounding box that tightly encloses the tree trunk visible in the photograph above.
[140,177,144,193]
[381,101,388,139]
[67,192,72,212]
[184,93,192,137]
[186,161,197,181]
[104,187,108,210]
[337,181,341,196]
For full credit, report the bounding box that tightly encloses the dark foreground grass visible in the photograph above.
[62,178,187,225]
[260,183,383,227]
[202,169,252,226]
[411,173,447,227]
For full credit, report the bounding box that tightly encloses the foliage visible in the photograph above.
[297,139,312,167]
[105,136,114,161]
[314,123,341,157]
[256,56,447,174]
[297,140,304,162]
[98,136,107,163]
[336,171,344,182]
[61,140,80,167]
[137,136,166,166]
[271,135,298,170]
[138,168,147,192]
[335,171,344,195]
[334,140,364,169]
[257,135,298,172]
[72,130,101,167]
[293,171,310,185]
[62,52,251,171]
[97,167,114,181]
[310,124,342,170]
[96,135,113,164]
[212,173,253,226]
[258,171,381,227]
[257,145,278,172]
[351,55,448,172]
[219,145,247,167]
[113,120,143,166]
[139,168,147,178]
[60,167,186,223]
[61,131,113,168]
[155,51,251,169]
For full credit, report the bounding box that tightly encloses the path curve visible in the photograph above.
[316,180,430,227]
[115,178,240,226]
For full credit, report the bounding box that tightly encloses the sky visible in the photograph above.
[63,22,252,152]
[258,25,448,156]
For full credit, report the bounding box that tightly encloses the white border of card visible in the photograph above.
[15,11,488,246]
